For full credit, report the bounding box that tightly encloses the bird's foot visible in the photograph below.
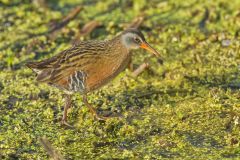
[60,119,74,128]
[94,114,109,121]
[94,112,123,121]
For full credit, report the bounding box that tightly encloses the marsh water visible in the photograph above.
[0,0,240,159]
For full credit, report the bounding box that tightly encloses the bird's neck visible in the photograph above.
[103,36,131,75]
[109,35,130,57]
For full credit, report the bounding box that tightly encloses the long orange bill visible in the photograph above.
[140,42,160,57]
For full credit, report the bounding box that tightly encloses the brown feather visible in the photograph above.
[27,34,131,93]
[36,69,53,82]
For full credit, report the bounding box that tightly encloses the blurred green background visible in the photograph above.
[0,0,240,159]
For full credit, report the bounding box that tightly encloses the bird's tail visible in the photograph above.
[26,61,52,82]
[26,61,43,73]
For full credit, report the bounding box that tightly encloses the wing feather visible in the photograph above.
[26,40,108,85]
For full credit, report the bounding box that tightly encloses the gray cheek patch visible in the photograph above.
[121,33,140,50]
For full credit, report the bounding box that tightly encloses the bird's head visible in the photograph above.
[121,28,160,57]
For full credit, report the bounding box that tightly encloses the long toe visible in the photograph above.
[95,114,123,121]
[95,115,109,121]
[61,119,74,128]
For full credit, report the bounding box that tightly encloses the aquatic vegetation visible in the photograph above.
[0,0,240,159]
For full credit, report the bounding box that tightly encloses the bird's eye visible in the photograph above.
[134,37,141,44]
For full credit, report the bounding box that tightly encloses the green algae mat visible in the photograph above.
[0,0,240,159]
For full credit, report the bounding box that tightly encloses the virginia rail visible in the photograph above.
[26,28,160,126]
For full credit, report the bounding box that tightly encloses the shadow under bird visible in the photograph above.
[26,28,160,126]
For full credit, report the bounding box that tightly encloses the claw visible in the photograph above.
[61,119,74,128]
[95,115,109,121]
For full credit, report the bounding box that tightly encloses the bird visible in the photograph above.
[26,28,160,126]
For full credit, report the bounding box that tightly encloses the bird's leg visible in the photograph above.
[82,95,108,121]
[61,94,73,127]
